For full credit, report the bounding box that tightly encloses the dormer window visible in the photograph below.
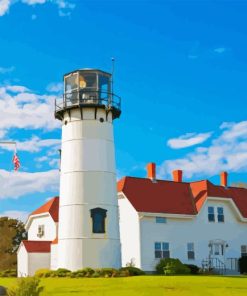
[37,225,44,238]
[217,207,224,222]
[90,208,107,234]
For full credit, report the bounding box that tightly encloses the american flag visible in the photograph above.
[13,153,20,171]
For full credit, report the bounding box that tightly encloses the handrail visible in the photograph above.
[55,89,121,113]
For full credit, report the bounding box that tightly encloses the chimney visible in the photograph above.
[147,163,156,180]
[172,169,183,182]
[220,171,228,187]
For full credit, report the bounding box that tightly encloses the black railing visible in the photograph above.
[201,257,226,274]
[55,89,121,114]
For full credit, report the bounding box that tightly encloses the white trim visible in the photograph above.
[204,196,247,222]
[25,213,50,230]
[138,212,195,219]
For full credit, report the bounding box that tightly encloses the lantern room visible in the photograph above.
[55,69,121,120]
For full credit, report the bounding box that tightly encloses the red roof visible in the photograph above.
[118,177,247,218]
[22,240,51,253]
[31,197,59,222]
[118,177,196,215]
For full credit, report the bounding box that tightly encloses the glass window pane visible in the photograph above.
[162,251,170,258]
[156,217,167,223]
[155,251,162,258]
[208,207,214,214]
[188,251,195,260]
[65,73,78,93]
[218,215,224,222]
[187,243,194,251]
[208,214,215,222]
[217,207,223,214]
[162,243,169,251]
[155,242,161,250]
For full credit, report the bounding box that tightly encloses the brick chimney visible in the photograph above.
[220,171,228,187]
[172,170,183,182]
[147,163,156,180]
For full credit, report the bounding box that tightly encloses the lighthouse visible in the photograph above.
[55,69,121,271]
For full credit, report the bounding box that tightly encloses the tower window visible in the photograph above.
[90,208,107,234]
[217,207,224,222]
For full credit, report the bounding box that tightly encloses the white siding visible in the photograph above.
[28,253,51,276]
[28,215,57,241]
[50,244,58,270]
[17,244,28,277]
[118,196,141,268]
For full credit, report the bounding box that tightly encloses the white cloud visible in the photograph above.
[167,132,212,149]
[0,210,29,222]
[0,65,14,73]
[46,82,63,93]
[0,136,61,153]
[158,120,247,179]
[0,169,59,199]
[0,0,75,17]
[214,47,227,54]
[0,84,60,137]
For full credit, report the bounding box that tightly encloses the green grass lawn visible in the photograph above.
[1,276,247,296]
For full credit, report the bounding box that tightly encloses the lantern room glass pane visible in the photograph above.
[65,73,78,93]
[99,75,110,100]
[79,73,97,89]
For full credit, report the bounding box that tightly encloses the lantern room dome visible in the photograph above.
[55,69,121,120]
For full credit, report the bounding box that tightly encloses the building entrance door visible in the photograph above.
[209,239,226,263]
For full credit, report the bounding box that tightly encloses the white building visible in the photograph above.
[118,164,247,274]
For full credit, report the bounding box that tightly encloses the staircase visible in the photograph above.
[201,257,240,275]
[201,257,226,275]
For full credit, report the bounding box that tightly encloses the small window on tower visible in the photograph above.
[37,225,45,238]
[90,208,107,234]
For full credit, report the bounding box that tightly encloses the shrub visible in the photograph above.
[156,258,190,275]
[70,268,94,278]
[120,267,145,276]
[0,269,17,277]
[184,264,200,275]
[7,277,44,296]
[35,269,53,278]
[54,268,71,277]
[239,257,247,274]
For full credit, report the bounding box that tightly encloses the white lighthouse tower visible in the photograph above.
[55,69,121,271]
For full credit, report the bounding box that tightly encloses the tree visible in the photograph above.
[0,217,27,270]
[231,182,247,189]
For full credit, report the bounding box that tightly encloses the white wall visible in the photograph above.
[120,197,247,272]
[17,244,28,277]
[140,198,247,271]
[28,215,57,241]
[50,244,58,270]
[28,253,51,276]
[118,195,141,268]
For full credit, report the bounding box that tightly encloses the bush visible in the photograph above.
[120,267,145,276]
[70,268,95,278]
[184,264,200,275]
[7,277,43,296]
[0,269,17,277]
[54,268,71,277]
[239,257,247,274]
[35,269,53,278]
[156,258,190,275]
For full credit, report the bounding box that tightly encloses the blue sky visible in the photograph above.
[0,0,247,221]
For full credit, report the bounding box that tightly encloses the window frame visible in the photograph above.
[241,245,247,257]
[155,242,170,259]
[217,207,224,223]
[155,217,167,224]
[208,206,215,222]
[90,207,107,234]
[187,242,195,260]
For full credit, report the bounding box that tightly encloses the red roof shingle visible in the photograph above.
[22,240,51,253]
[31,197,59,222]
